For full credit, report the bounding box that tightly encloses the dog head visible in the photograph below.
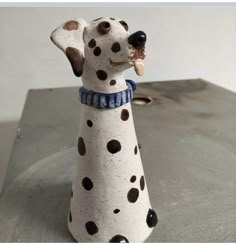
[51,17,146,80]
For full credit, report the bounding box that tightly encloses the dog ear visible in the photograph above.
[50,18,87,77]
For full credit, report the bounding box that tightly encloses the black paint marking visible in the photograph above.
[109,235,129,243]
[130,175,136,183]
[69,211,72,222]
[85,221,98,235]
[111,42,121,53]
[93,17,102,21]
[96,70,108,80]
[146,209,158,228]
[110,79,116,86]
[94,46,101,56]
[78,137,86,156]
[127,188,139,203]
[88,39,96,48]
[119,20,129,31]
[87,120,93,127]
[121,109,129,121]
[113,209,120,214]
[140,176,145,191]
[107,140,121,154]
[82,177,93,191]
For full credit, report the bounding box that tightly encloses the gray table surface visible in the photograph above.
[0,79,236,242]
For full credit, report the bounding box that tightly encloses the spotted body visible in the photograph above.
[51,17,157,242]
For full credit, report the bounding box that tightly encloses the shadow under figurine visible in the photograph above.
[51,17,158,242]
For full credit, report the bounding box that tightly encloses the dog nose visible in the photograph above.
[128,31,147,49]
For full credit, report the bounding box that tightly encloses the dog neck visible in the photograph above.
[79,79,136,109]
[81,62,128,94]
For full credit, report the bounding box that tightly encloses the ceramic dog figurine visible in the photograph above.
[51,17,157,242]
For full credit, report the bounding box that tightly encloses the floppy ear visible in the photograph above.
[50,18,87,77]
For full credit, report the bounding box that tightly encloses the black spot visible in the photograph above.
[111,42,121,53]
[140,176,145,191]
[110,79,116,86]
[69,211,72,222]
[119,20,129,31]
[127,188,139,203]
[146,209,158,228]
[107,140,121,154]
[96,70,108,80]
[113,209,120,214]
[109,235,129,243]
[134,145,138,155]
[88,39,96,48]
[110,17,115,20]
[130,175,136,183]
[85,221,98,235]
[94,46,101,56]
[121,109,129,121]
[87,120,93,127]
[78,137,86,156]
[138,143,141,149]
[82,177,93,191]
[93,17,102,21]
[71,189,73,197]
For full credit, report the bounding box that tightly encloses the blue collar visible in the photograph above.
[79,80,136,109]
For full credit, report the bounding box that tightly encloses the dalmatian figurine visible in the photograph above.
[51,17,157,242]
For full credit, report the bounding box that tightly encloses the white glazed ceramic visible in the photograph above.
[51,17,157,242]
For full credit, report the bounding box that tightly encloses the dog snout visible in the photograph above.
[128,31,146,49]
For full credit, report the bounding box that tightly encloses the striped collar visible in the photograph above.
[79,80,136,109]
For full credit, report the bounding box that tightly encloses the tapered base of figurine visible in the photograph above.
[66,101,158,242]
[67,208,157,242]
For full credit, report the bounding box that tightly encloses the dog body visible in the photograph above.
[51,17,157,242]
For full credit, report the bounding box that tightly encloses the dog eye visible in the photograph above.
[119,20,129,31]
[98,21,111,34]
